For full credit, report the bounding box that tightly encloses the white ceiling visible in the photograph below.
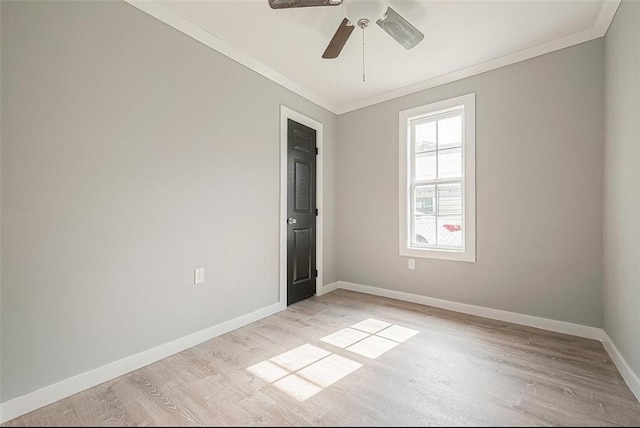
[131,0,618,114]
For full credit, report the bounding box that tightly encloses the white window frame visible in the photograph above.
[399,93,476,262]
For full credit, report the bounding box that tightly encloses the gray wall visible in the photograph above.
[337,40,605,327]
[0,0,3,401]
[0,1,336,402]
[603,1,640,377]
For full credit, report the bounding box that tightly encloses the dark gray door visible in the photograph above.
[287,119,317,306]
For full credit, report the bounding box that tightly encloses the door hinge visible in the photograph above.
[315,269,318,278]
[315,147,318,155]
[315,208,318,216]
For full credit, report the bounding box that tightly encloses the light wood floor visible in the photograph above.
[4,289,640,426]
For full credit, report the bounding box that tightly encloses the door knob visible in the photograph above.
[287,218,297,224]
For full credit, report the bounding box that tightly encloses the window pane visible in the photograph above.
[437,216,463,248]
[413,186,435,245]
[437,183,461,215]
[438,147,461,179]
[414,215,436,246]
[415,151,436,181]
[415,186,435,215]
[438,115,462,150]
[414,121,436,153]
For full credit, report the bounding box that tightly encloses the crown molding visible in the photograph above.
[594,0,620,35]
[124,0,620,116]
[336,0,621,114]
[124,0,340,114]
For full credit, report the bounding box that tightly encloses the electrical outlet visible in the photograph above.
[408,259,415,270]
[194,268,205,284]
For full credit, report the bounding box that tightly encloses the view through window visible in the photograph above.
[399,93,476,262]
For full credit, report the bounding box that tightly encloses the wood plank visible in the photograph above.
[3,289,640,426]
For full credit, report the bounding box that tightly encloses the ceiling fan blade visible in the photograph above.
[322,18,354,59]
[268,0,342,9]
[376,7,424,50]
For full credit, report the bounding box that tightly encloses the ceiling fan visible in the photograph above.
[268,0,424,60]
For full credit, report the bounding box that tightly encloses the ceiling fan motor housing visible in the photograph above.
[344,0,388,26]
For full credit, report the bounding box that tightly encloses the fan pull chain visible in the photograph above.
[357,19,369,83]
[362,27,366,82]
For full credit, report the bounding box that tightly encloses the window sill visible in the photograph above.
[400,246,476,262]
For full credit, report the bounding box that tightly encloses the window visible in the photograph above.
[399,93,475,262]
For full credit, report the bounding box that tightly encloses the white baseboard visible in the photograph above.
[318,281,340,296]
[601,331,640,402]
[335,281,603,340]
[0,301,285,423]
[4,282,638,423]
[334,281,640,403]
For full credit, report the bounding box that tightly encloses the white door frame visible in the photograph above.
[279,105,323,308]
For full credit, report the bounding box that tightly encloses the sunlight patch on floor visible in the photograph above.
[270,343,330,371]
[320,327,369,348]
[246,344,362,402]
[376,324,420,343]
[350,318,392,334]
[246,319,419,402]
[346,335,399,359]
[297,354,362,388]
[246,360,289,383]
[320,318,420,359]
[273,374,323,402]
